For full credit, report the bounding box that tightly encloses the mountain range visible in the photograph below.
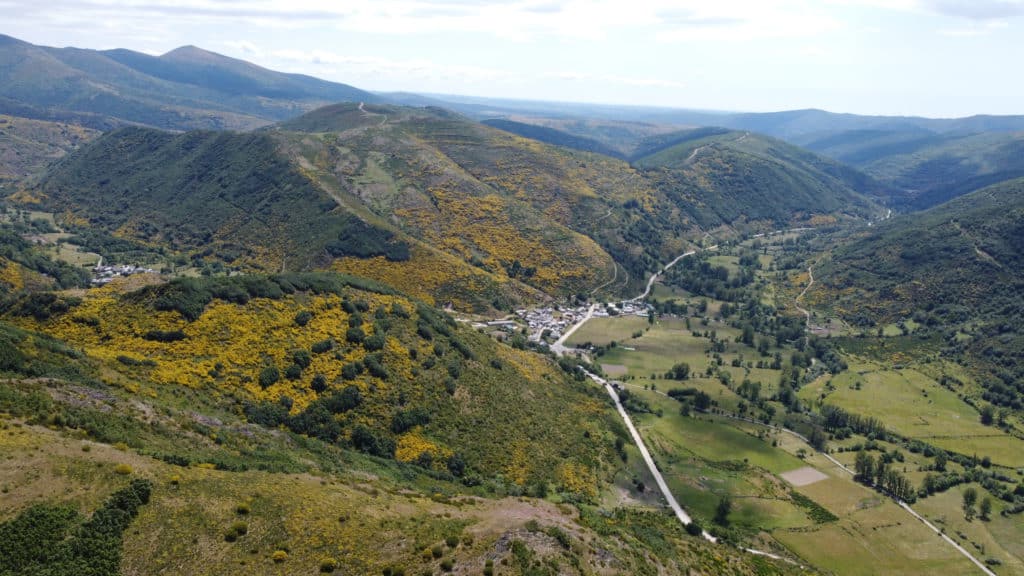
[0,33,378,132]
[3,32,1024,576]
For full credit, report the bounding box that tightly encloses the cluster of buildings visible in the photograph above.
[523,300,651,343]
[470,299,654,348]
[91,263,157,285]
[519,306,585,343]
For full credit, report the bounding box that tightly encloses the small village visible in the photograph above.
[474,298,653,347]
[90,263,157,285]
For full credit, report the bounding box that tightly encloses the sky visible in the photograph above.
[3,0,1024,117]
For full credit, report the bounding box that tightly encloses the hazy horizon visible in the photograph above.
[5,0,1024,118]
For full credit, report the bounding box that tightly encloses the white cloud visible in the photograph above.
[828,0,1024,20]
[652,1,843,42]
[222,40,260,55]
[921,0,1024,20]
[270,50,524,84]
[937,19,1010,35]
[270,48,688,91]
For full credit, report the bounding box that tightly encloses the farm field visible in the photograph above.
[914,485,1024,573]
[800,360,1024,467]
[623,385,979,575]
[566,303,1009,574]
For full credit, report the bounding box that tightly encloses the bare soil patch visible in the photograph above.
[780,466,828,487]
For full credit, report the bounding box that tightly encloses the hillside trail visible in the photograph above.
[358,101,387,126]
[794,266,814,341]
[685,131,750,164]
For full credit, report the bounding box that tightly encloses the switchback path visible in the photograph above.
[794,266,814,324]
[358,101,387,126]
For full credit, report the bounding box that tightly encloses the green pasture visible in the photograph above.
[775,500,978,576]
[914,484,1024,573]
[800,360,1024,467]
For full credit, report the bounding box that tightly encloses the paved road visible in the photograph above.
[629,247,714,302]
[549,244,809,564]
[553,224,994,572]
[586,370,711,539]
[794,265,814,346]
[550,303,596,356]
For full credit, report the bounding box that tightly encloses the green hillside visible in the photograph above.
[0,273,802,576]
[25,103,885,306]
[481,118,625,158]
[803,129,1024,209]
[0,114,100,185]
[633,129,884,227]
[0,34,379,131]
[811,178,1024,409]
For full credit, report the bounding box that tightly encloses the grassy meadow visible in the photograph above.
[562,308,1009,575]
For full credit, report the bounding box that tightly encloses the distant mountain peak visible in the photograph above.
[160,44,235,64]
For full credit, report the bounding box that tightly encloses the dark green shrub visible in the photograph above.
[292,349,312,368]
[392,408,431,434]
[364,334,386,351]
[311,374,328,394]
[341,362,363,380]
[312,339,334,354]
[142,329,187,342]
[258,366,280,388]
[346,327,365,344]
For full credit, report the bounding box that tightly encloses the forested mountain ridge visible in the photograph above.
[31,102,884,309]
[801,129,1024,210]
[811,177,1024,409]
[0,33,379,131]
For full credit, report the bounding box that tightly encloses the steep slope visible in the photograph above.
[481,118,625,158]
[811,178,1024,409]
[31,125,538,311]
[276,103,699,295]
[803,129,1024,210]
[3,273,621,490]
[30,103,884,305]
[0,33,379,131]
[632,128,884,227]
[0,314,801,576]
[277,104,637,295]
[0,114,100,184]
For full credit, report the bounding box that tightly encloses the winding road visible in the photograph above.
[358,101,388,126]
[552,226,994,573]
[794,266,814,342]
[553,244,804,564]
